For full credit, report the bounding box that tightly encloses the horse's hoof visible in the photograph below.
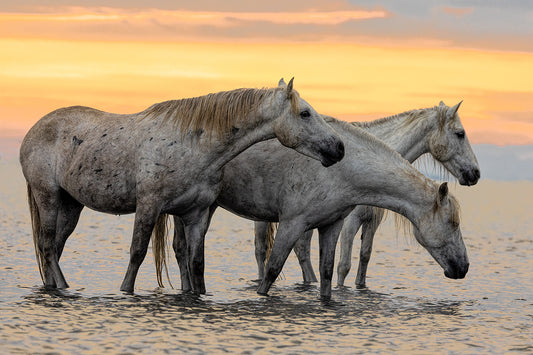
[120,286,134,294]
[57,281,69,289]
[320,294,332,302]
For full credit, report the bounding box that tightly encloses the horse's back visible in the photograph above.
[20,106,137,189]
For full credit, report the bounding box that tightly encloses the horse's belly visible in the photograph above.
[62,167,137,214]
[217,192,278,221]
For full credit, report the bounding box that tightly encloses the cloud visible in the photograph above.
[1,3,533,53]
[0,7,389,26]
[440,6,473,17]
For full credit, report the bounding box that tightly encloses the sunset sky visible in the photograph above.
[1,1,532,145]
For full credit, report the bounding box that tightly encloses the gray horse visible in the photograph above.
[162,116,469,299]
[255,101,479,288]
[20,79,345,292]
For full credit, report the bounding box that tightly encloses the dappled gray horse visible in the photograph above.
[256,101,479,288]
[20,79,345,292]
[164,116,469,299]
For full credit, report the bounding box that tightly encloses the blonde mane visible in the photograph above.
[141,87,300,139]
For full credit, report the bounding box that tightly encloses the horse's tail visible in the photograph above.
[27,184,45,282]
[370,206,386,230]
[264,222,278,265]
[152,213,174,289]
[264,222,285,280]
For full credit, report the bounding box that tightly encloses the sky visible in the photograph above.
[1,1,532,146]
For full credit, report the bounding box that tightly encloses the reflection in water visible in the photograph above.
[8,285,478,354]
[1,161,532,353]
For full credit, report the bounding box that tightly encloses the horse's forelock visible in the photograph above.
[289,89,300,115]
[435,104,459,131]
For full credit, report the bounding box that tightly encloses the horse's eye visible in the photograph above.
[300,110,310,119]
[455,130,465,139]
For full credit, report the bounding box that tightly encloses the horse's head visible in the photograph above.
[268,78,344,167]
[413,182,469,279]
[428,101,480,186]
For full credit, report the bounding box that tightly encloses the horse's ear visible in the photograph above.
[278,78,287,87]
[286,77,294,99]
[439,101,445,106]
[438,182,449,202]
[446,101,462,120]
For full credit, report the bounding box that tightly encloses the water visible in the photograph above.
[1,160,532,354]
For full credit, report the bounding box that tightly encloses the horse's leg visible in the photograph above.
[257,220,306,295]
[355,208,385,289]
[172,215,191,292]
[293,230,318,283]
[254,221,269,280]
[336,209,363,286]
[120,205,160,293]
[317,219,344,299]
[32,186,69,289]
[183,206,215,294]
[55,191,84,261]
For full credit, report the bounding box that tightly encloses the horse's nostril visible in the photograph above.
[337,141,345,156]
[474,168,480,179]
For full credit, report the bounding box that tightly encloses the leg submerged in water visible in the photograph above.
[293,230,318,283]
[254,221,269,280]
[30,186,70,289]
[336,210,364,287]
[317,220,344,299]
[182,206,216,294]
[173,215,191,292]
[120,205,161,293]
[257,220,306,295]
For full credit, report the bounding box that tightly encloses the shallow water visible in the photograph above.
[1,160,532,354]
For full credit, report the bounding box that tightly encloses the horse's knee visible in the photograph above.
[337,262,351,276]
[359,249,371,264]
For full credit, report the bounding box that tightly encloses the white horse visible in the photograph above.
[20,79,345,293]
[256,101,480,288]
[162,115,469,299]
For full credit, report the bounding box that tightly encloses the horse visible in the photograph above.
[162,115,469,299]
[20,78,345,293]
[255,100,480,288]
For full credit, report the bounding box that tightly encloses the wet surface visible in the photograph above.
[1,160,532,353]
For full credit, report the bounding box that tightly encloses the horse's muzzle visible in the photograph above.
[460,168,480,186]
[444,262,469,279]
[320,140,345,167]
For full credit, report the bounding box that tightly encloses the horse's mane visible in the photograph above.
[322,115,383,146]
[322,115,405,161]
[351,105,450,131]
[349,105,454,182]
[141,87,300,139]
[389,185,460,244]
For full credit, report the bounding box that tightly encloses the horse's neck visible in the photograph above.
[339,132,435,226]
[359,109,438,163]
[209,119,276,171]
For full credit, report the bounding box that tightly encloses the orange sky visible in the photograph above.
[1,4,532,145]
